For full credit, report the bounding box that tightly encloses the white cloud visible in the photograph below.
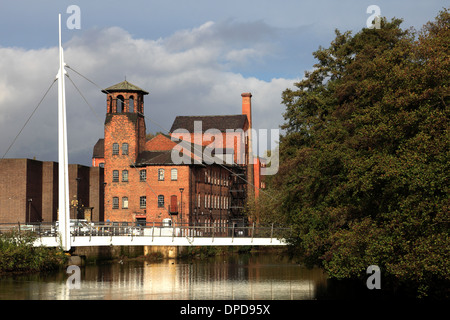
[0,21,295,166]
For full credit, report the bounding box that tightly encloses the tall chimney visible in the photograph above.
[241,92,255,204]
[241,93,252,130]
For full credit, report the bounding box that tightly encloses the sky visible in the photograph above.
[0,0,447,166]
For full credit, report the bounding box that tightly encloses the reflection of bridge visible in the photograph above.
[1,222,289,247]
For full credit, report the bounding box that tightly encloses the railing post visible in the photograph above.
[270,223,274,243]
[152,222,155,242]
[251,222,255,243]
[231,223,234,243]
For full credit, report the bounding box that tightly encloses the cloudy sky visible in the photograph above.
[0,0,447,166]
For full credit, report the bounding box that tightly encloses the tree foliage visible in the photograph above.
[0,230,67,273]
[259,9,449,297]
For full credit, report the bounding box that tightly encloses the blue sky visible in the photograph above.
[0,0,447,165]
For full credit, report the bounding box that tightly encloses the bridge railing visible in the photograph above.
[0,221,291,240]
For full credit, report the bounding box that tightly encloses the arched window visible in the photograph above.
[129,96,134,113]
[122,143,129,155]
[108,96,113,113]
[122,197,128,209]
[158,169,165,181]
[117,95,124,113]
[122,170,128,182]
[171,168,178,181]
[158,195,164,208]
[112,143,119,155]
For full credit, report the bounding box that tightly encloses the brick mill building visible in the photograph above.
[0,80,265,227]
[93,80,264,227]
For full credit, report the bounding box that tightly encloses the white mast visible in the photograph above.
[56,14,70,251]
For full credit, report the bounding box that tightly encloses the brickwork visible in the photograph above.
[89,166,104,222]
[0,159,28,223]
[42,161,58,222]
[145,134,177,151]
[0,159,104,224]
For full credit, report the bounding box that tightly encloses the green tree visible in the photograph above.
[260,9,449,298]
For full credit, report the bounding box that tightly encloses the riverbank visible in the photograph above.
[0,231,68,275]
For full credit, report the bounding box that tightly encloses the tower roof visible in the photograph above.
[101,80,149,95]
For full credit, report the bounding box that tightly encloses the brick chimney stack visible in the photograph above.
[241,92,255,202]
[241,93,252,130]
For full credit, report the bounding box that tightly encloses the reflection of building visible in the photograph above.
[93,80,266,226]
[0,159,104,223]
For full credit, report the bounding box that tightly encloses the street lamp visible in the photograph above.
[179,188,184,225]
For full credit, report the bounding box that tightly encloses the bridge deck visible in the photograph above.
[34,235,286,247]
[0,222,288,247]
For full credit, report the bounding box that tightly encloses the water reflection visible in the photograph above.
[0,254,328,300]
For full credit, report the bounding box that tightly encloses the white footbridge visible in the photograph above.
[2,221,288,248]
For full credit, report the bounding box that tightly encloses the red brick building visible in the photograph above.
[0,159,104,224]
[94,80,263,226]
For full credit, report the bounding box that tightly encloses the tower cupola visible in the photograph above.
[102,80,149,114]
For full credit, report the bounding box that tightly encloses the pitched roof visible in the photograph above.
[92,139,104,158]
[135,151,174,165]
[101,80,149,95]
[169,115,248,133]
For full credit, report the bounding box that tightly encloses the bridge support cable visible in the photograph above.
[1,79,57,161]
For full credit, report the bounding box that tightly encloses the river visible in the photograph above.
[0,252,343,300]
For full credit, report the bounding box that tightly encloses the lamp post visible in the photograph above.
[179,188,184,225]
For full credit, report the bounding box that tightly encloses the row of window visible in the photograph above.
[198,193,230,210]
[112,196,148,209]
[111,194,231,210]
[112,168,178,182]
[109,95,137,113]
[112,143,128,155]
[204,170,229,186]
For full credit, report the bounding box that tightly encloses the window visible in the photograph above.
[171,168,178,181]
[140,196,146,209]
[112,143,119,155]
[122,170,128,182]
[112,197,119,209]
[108,96,112,113]
[122,197,128,209]
[122,143,129,155]
[129,96,134,113]
[158,195,164,208]
[158,168,165,181]
[140,169,146,182]
[112,170,119,182]
[117,95,124,112]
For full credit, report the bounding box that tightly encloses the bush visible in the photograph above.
[0,230,67,273]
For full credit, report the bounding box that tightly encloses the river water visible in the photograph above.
[0,253,343,300]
